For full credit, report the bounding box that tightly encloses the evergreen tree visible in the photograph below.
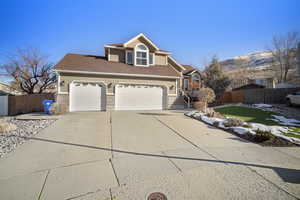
[203,56,231,98]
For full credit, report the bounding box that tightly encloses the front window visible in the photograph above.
[191,74,200,90]
[184,79,189,90]
[135,44,149,66]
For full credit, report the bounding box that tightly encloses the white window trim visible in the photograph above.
[134,43,149,67]
[125,50,133,65]
[149,53,155,65]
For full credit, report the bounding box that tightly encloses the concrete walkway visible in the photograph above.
[0,110,299,199]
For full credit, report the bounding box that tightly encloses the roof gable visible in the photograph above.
[124,33,159,51]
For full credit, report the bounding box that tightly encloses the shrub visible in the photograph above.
[49,103,66,115]
[253,129,274,143]
[193,88,216,113]
[213,121,220,127]
[223,118,244,127]
[206,110,226,119]
[242,123,253,128]
[194,87,216,103]
[0,122,17,133]
[193,101,206,112]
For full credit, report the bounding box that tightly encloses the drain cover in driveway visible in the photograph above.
[147,192,167,200]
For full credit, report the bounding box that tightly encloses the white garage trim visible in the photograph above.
[115,83,167,110]
[69,80,106,112]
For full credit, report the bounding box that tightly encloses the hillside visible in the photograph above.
[220,51,274,72]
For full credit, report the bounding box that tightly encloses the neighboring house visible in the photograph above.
[0,82,22,96]
[55,33,195,111]
[232,83,265,91]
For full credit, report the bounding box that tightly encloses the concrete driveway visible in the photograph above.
[0,110,299,200]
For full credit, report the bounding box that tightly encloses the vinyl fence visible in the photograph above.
[219,88,300,104]
[8,93,55,116]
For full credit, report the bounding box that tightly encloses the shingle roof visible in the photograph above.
[55,53,180,77]
[182,64,197,75]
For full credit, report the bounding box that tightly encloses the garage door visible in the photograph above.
[70,82,104,112]
[115,84,164,110]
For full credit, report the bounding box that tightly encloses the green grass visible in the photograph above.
[284,133,300,139]
[215,106,279,126]
[289,127,300,133]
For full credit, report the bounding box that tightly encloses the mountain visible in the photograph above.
[220,51,274,72]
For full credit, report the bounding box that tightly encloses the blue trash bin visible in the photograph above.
[42,100,54,114]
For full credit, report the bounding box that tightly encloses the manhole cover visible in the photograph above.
[147,192,167,200]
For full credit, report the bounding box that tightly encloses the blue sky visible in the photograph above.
[0,0,300,71]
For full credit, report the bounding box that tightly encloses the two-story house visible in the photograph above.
[54,33,199,111]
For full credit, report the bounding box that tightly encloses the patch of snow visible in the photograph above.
[253,104,273,108]
[231,127,255,135]
[270,115,300,127]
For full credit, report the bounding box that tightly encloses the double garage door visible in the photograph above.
[115,84,164,110]
[70,82,164,111]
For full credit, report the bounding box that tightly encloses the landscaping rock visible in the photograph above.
[0,118,55,158]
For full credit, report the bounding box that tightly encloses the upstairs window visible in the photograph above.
[135,43,149,66]
[126,51,133,64]
[192,74,200,82]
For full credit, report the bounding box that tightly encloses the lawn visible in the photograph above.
[215,106,300,136]
[215,106,280,126]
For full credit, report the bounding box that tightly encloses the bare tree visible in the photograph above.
[1,48,56,94]
[268,31,299,83]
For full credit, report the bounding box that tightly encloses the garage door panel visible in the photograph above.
[115,85,164,110]
[70,82,103,112]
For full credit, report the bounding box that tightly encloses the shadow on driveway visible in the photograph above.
[7,134,300,184]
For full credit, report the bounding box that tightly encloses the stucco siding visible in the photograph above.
[155,54,167,65]
[59,73,177,95]
[109,48,125,63]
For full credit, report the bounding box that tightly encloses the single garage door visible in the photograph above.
[70,82,104,112]
[115,84,164,110]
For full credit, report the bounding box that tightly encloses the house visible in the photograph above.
[232,83,265,91]
[0,82,22,96]
[55,33,197,112]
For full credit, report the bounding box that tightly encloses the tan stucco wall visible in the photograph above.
[109,48,125,63]
[59,73,178,95]
[155,54,167,65]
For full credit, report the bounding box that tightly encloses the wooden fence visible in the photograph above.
[219,88,300,104]
[8,93,55,115]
